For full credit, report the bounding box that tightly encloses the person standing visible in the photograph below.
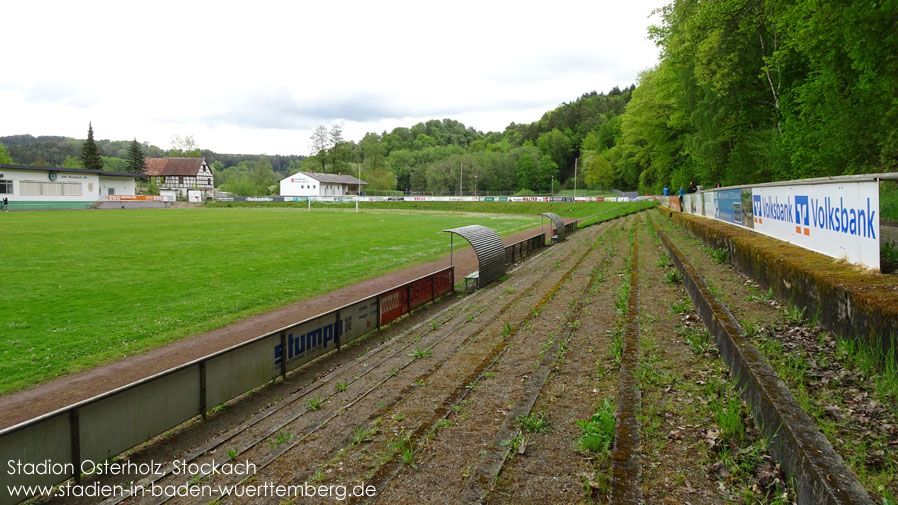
[687,181,697,194]
[2,197,7,211]
[663,184,670,196]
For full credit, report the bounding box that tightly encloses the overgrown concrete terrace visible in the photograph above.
[657,207,898,360]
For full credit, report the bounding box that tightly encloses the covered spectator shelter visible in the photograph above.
[541,212,567,242]
[443,225,506,290]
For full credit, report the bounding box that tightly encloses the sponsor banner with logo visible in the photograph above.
[276,313,340,372]
[715,189,743,226]
[702,192,716,218]
[408,276,434,311]
[433,268,453,298]
[751,182,879,270]
[668,195,681,212]
[379,286,409,326]
[339,297,379,346]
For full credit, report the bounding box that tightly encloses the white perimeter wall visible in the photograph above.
[98,176,136,197]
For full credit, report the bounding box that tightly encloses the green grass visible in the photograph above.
[208,199,653,222]
[0,207,545,393]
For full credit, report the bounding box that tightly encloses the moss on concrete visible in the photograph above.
[658,208,898,360]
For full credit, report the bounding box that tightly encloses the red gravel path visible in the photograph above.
[0,223,562,429]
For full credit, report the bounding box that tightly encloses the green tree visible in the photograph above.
[81,122,104,170]
[63,156,82,168]
[0,141,12,164]
[583,154,615,191]
[125,139,146,173]
[536,129,572,174]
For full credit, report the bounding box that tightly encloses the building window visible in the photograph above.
[108,188,115,196]
[41,182,63,196]
[179,176,184,185]
[63,183,82,196]
[0,180,11,194]
[21,181,41,195]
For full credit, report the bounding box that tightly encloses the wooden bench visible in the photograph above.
[465,271,480,290]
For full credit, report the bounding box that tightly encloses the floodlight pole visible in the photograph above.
[474,175,477,198]
[459,162,463,197]
[574,157,578,198]
[356,163,361,213]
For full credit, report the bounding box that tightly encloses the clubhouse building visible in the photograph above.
[280,171,367,197]
[0,164,143,210]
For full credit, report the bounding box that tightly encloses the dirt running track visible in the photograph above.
[0,223,564,429]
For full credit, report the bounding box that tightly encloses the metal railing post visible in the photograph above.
[70,409,81,484]
[199,362,207,420]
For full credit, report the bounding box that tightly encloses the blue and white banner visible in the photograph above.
[751,182,879,270]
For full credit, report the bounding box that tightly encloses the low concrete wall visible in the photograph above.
[655,221,874,505]
[94,201,172,209]
[657,207,898,359]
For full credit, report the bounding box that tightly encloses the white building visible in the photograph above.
[280,171,367,197]
[0,164,141,210]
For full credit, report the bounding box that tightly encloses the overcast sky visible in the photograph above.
[1,1,663,156]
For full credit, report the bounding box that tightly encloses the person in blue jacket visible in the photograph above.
[663,185,669,196]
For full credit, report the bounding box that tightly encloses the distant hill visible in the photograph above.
[0,135,305,177]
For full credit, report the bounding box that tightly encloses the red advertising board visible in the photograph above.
[433,268,453,298]
[408,276,433,311]
[379,286,408,326]
[669,196,682,212]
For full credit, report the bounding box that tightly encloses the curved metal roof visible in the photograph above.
[443,225,506,289]
[541,212,566,241]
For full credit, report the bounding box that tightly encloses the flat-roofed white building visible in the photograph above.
[0,164,142,210]
[280,171,367,197]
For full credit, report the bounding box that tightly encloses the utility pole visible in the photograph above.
[550,176,554,197]
[474,175,478,198]
[356,163,361,213]
[574,157,578,198]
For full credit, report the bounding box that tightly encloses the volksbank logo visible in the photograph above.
[752,195,762,224]
[794,196,810,235]
[755,193,876,240]
[806,196,876,239]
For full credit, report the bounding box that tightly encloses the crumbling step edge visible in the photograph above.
[654,221,874,505]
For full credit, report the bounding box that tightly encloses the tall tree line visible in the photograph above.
[613,0,898,194]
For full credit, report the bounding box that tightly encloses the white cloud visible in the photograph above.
[0,0,662,155]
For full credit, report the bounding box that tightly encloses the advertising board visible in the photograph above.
[379,286,409,326]
[407,276,434,311]
[668,195,681,212]
[276,314,340,372]
[715,189,743,226]
[433,268,454,298]
[340,297,379,346]
[751,181,879,270]
[703,192,716,218]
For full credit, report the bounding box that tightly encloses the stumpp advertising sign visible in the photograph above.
[751,181,880,270]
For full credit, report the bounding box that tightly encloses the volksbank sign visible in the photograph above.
[750,181,879,270]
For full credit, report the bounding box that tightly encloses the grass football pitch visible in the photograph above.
[2,201,649,393]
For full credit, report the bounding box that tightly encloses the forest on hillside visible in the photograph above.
[298,0,897,195]
[3,1,895,196]
[617,0,898,193]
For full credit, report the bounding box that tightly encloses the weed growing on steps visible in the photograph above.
[576,398,616,457]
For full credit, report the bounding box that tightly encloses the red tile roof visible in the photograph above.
[144,158,207,176]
